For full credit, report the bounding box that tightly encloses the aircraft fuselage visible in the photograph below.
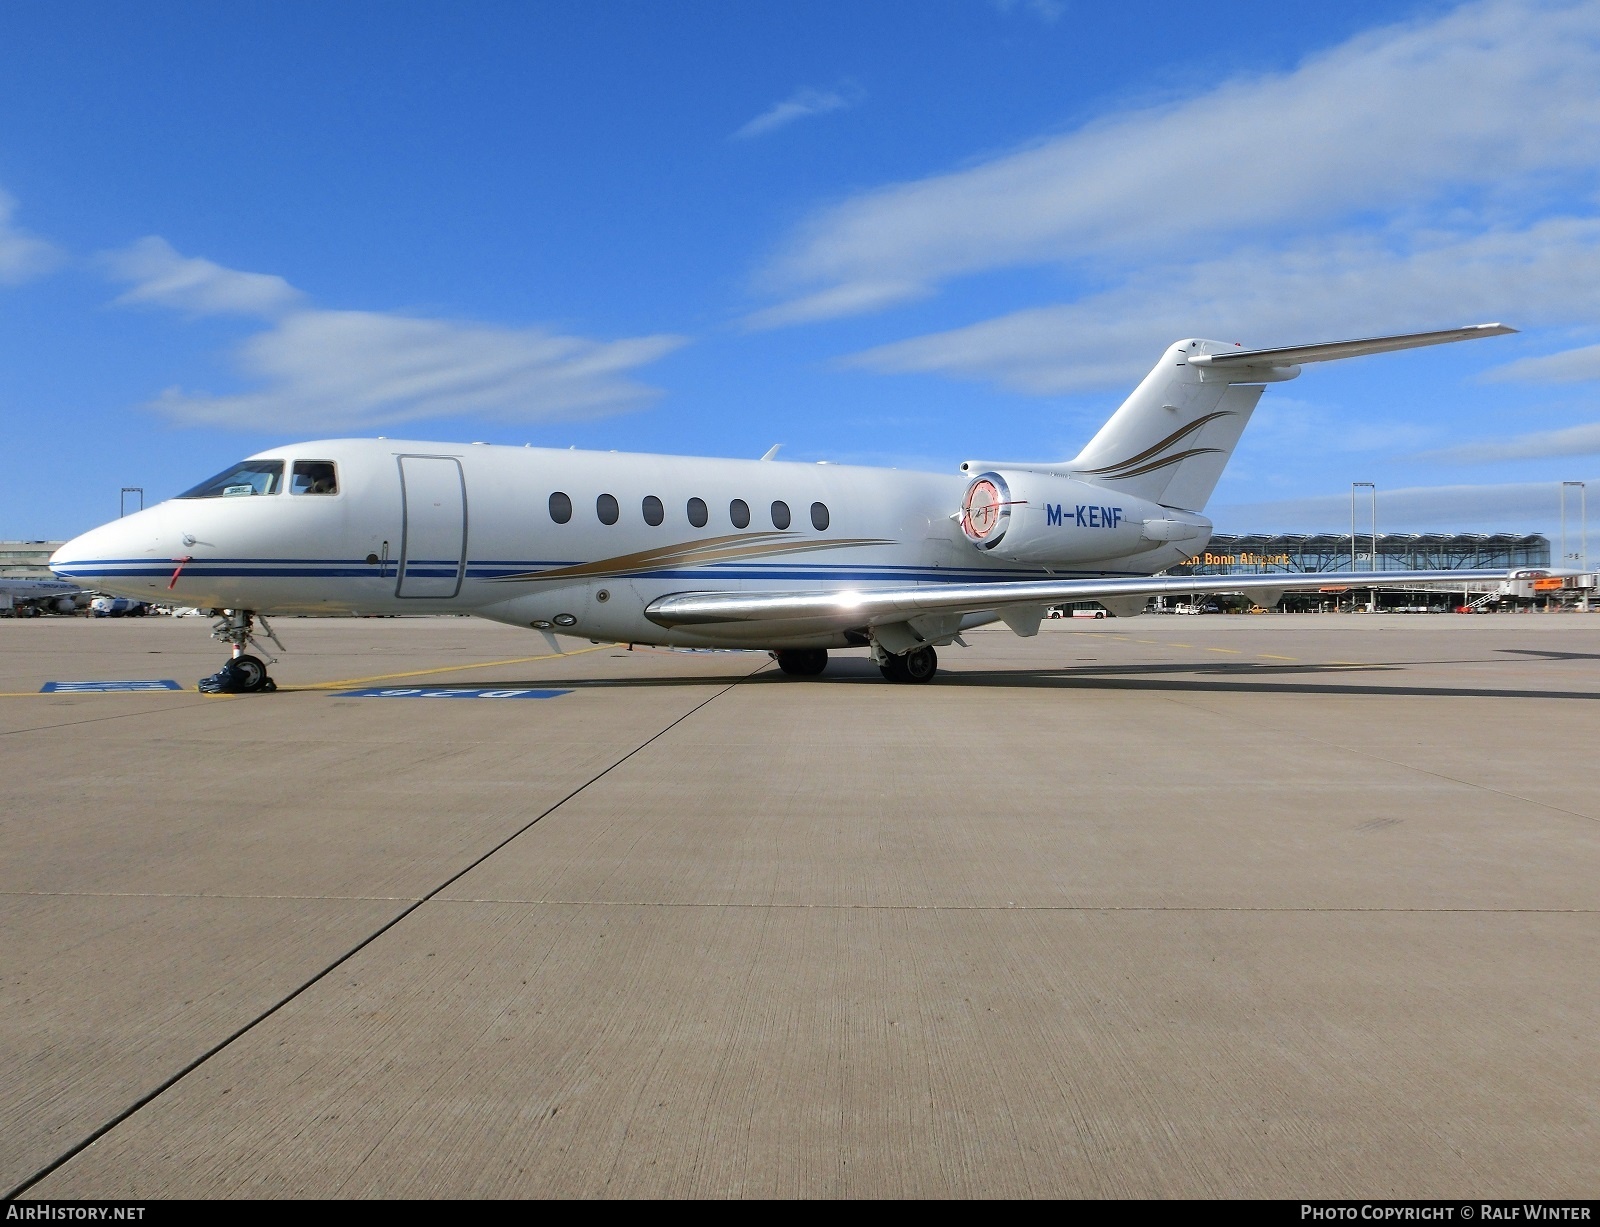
[52,438,1201,649]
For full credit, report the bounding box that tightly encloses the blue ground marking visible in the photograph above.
[41,680,184,693]
[336,687,571,700]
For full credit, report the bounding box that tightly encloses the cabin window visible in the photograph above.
[811,501,829,531]
[771,500,791,530]
[687,497,708,528]
[730,499,750,529]
[597,493,619,525]
[289,461,338,495]
[642,495,665,526]
[178,460,284,498]
[549,491,572,524]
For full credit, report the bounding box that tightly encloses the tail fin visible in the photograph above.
[1067,324,1515,512]
[1067,339,1277,512]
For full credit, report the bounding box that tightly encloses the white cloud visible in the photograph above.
[152,309,686,431]
[102,236,303,317]
[847,219,1600,392]
[1212,477,1597,533]
[1240,397,1433,457]
[105,238,686,430]
[1485,341,1600,384]
[742,278,929,330]
[1419,422,1600,464]
[0,190,63,284]
[732,86,859,141]
[753,0,1600,323]
[991,0,1068,22]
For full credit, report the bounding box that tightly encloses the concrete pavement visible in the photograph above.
[2,613,1595,1197]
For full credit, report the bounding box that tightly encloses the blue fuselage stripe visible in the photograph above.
[53,557,1139,583]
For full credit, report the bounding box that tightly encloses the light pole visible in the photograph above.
[1560,481,1586,566]
[1351,481,1376,611]
[1562,481,1589,612]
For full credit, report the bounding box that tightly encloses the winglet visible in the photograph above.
[760,444,782,461]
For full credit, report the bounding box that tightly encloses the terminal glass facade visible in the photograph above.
[1169,533,1549,576]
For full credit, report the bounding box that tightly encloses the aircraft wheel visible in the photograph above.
[880,645,937,683]
[230,653,271,693]
[776,648,828,676]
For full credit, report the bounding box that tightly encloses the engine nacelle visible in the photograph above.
[958,470,1210,565]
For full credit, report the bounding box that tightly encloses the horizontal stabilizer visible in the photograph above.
[1189,324,1516,369]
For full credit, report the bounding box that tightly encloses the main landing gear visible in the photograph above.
[772,644,939,682]
[774,648,829,676]
[879,645,938,684]
[198,609,283,694]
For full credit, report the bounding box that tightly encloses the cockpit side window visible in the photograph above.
[179,460,284,498]
[290,461,339,495]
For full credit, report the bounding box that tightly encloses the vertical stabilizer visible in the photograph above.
[1063,326,1516,511]
[1066,339,1289,511]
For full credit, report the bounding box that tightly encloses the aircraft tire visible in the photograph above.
[231,653,271,693]
[880,645,937,683]
[776,648,828,676]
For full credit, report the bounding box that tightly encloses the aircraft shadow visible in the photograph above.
[1497,648,1600,662]
[464,656,1600,701]
[930,671,1600,701]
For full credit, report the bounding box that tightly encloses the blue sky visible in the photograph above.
[3,0,1599,550]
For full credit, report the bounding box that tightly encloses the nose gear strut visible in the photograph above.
[198,609,284,694]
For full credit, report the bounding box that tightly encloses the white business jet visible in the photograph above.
[52,324,1523,691]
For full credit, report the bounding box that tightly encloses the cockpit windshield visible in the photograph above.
[178,460,284,498]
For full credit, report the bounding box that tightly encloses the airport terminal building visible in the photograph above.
[0,541,63,580]
[1170,532,1550,576]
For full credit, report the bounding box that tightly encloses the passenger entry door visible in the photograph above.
[396,455,467,598]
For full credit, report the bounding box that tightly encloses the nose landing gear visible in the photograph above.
[198,609,283,694]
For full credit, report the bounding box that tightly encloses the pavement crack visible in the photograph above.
[0,698,235,736]
[2,661,769,1201]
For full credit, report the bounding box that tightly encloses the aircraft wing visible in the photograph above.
[1188,324,1515,369]
[646,569,1521,635]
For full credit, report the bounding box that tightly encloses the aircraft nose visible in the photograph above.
[50,516,161,595]
[51,530,92,575]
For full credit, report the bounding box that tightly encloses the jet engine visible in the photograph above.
[958,469,1210,565]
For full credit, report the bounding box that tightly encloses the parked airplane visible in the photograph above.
[0,576,87,617]
[52,324,1526,691]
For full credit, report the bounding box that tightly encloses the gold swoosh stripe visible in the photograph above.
[494,531,793,581]
[491,534,896,583]
[1093,447,1224,481]
[1080,412,1234,476]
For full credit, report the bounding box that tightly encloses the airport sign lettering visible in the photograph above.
[41,680,184,693]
